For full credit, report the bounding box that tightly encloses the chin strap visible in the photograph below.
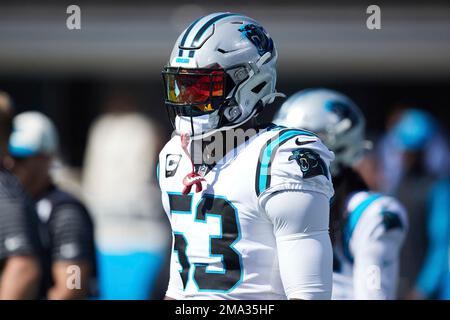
[261,91,286,106]
[180,133,206,195]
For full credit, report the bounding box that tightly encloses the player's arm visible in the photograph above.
[263,190,333,300]
[258,133,335,300]
[47,260,92,300]
[0,200,42,300]
[0,256,41,299]
[46,204,95,300]
[352,204,407,300]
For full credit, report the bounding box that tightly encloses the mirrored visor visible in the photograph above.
[163,68,225,111]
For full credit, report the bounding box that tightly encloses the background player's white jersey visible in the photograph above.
[158,125,334,299]
[332,191,408,300]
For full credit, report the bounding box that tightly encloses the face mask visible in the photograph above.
[175,111,220,137]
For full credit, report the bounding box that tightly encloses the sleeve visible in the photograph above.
[262,189,333,300]
[415,179,450,297]
[256,131,335,207]
[48,203,94,261]
[0,196,40,261]
[351,201,408,300]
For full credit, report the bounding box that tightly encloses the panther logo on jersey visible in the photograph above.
[289,149,329,179]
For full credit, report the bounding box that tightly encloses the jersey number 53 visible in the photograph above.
[168,193,243,292]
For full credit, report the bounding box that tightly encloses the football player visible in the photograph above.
[158,13,335,299]
[274,89,408,299]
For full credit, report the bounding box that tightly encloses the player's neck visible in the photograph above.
[190,120,259,172]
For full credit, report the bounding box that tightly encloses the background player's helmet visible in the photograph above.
[162,12,284,138]
[273,88,368,175]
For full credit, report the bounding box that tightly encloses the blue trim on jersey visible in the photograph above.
[156,162,160,183]
[342,193,382,262]
[256,129,315,196]
[167,191,193,215]
[192,195,243,293]
[167,193,243,293]
[194,212,225,275]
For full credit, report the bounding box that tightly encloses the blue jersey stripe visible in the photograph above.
[156,162,160,184]
[256,129,315,196]
[342,193,382,262]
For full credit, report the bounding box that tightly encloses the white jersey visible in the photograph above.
[332,191,408,300]
[158,125,334,300]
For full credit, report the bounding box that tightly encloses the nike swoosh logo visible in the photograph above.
[217,48,241,54]
[295,138,316,146]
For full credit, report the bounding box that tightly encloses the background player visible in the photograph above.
[274,89,408,299]
[159,13,335,299]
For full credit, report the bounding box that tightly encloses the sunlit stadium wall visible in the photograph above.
[1,3,449,78]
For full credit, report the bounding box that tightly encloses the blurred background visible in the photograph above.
[0,0,449,299]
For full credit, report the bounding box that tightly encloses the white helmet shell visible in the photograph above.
[9,111,59,157]
[166,12,283,138]
[273,88,367,174]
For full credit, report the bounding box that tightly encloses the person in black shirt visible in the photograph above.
[0,91,43,299]
[9,111,96,299]
[35,185,97,299]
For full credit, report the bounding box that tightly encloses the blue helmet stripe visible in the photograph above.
[8,144,37,157]
[178,16,202,57]
[190,13,239,48]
